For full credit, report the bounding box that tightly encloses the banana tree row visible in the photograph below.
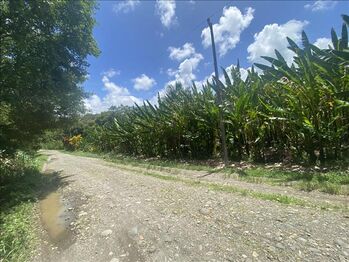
[84,15,348,164]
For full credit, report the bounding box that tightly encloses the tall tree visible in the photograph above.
[0,0,99,152]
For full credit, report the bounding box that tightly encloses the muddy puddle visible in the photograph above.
[40,192,74,249]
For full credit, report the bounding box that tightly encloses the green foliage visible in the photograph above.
[105,84,219,159]
[63,134,82,151]
[61,15,348,166]
[254,15,349,163]
[242,168,349,195]
[0,0,99,152]
[0,152,47,261]
[39,129,64,150]
[0,203,35,262]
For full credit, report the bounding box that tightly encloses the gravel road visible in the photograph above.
[35,150,349,262]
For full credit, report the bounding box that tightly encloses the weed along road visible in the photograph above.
[35,150,349,262]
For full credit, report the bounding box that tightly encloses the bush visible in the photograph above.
[63,134,83,151]
[0,152,47,261]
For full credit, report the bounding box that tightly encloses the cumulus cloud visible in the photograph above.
[170,55,203,87]
[113,0,141,14]
[166,43,203,87]
[148,43,203,105]
[195,64,250,88]
[168,43,196,61]
[150,63,250,106]
[102,68,120,78]
[304,1,337,11]
[247,20,308,65]
[201,6,254,57]
[314,37,332,49]
[84,94,102,112]
[156,0,177,28]
[132,74,156,91]
[149,87,168,105]
[84,74,142,114]
[224,64,250,82]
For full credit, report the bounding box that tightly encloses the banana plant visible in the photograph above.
[85,15,348,164]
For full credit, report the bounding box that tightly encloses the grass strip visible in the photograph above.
[65,150,349,196]
[82,158,347,211]
[0,153,48,262]
[140,172,337,210]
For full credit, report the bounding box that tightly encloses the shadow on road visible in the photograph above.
[0,162,70,216]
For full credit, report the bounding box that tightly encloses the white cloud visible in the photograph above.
[148,43,203,105]
[102,68,120,78]
[168,43,196,61]
[132,74,156,91]
[314,37,332,49]
[156,0,177,28]
[113,0,140,14]
[168,54,203,87]
[149,87,168,105]
[195,64,250,88]
[166,43,204,87]
[247,20,308,65]
[304,1,337,11]
[224,65,250,82]
[167,68,177,77]
[84,75,142,114]
[201,6,254,57]
[84,94,102,112]
[150,64,250,106]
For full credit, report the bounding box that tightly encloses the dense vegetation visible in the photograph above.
[0,3,347,259]
[58,15,349,166]
[0,0,99,153]
[0,152,48,261]
[0,1,98,260]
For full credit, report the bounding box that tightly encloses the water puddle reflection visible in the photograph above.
[40,192,73,248]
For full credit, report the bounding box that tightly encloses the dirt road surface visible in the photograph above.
[34,150,349,262]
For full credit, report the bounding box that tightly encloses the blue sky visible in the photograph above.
[84,0,348,113]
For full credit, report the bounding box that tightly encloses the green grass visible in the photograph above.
[67,150,349,196]
[0,202,36,261]
[0,152,48,262]
[239,168,349,195]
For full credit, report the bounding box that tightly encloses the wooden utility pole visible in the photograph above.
[207,18,229,166]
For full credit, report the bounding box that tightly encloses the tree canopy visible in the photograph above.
[0,0,99,152]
